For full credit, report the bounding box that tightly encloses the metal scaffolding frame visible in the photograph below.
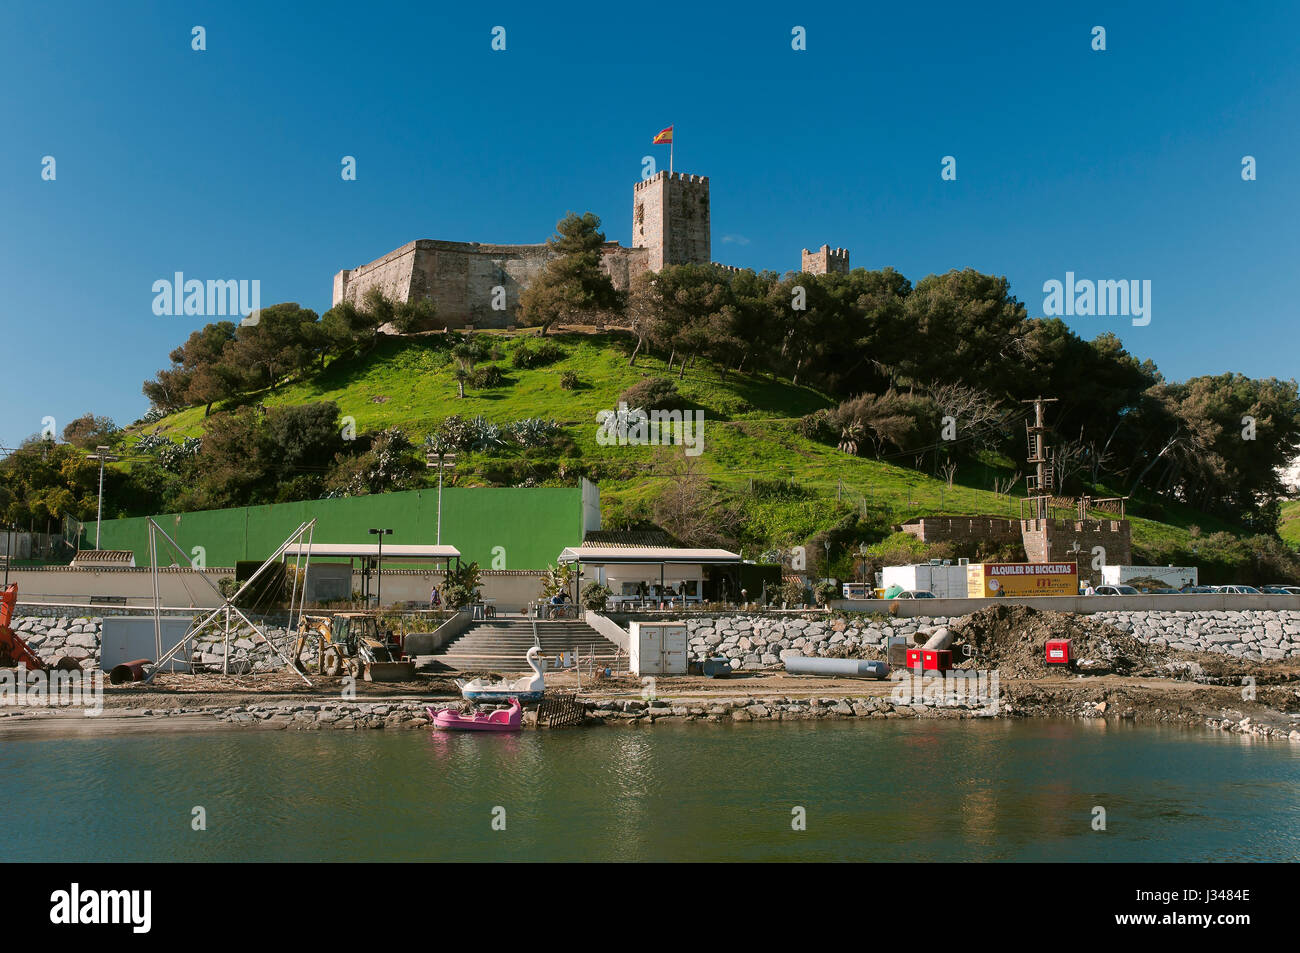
[143,518,316,685]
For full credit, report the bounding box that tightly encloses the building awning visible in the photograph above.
[558,546,740,565]
[282,543,461,562]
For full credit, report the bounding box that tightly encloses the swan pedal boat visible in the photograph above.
[456,645,545,703]
[428,696,522,732]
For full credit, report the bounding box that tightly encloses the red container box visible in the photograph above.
[1045,638,1072,666]
[907,648,954,671]
[922,649,952,672]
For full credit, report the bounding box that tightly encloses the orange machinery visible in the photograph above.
[0,583,45,670]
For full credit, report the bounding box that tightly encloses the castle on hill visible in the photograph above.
[331,171,850,328]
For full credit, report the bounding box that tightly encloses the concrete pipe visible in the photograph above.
[784,655,890,679]
[923,627,954,651]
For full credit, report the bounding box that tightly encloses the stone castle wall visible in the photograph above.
[333,240,649,328]
[333,170,858,328]
[1021,519,1132,581]
[900,517,1024,548]
[900,516,1132,582]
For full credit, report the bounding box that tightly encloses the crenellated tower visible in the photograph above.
[801,244,850,274]
[632,171,711,271]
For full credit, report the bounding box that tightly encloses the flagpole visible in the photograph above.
[670,133,674,175]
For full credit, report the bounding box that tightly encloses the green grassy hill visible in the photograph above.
[1281,499,1300,548]
[131,330,1249,569]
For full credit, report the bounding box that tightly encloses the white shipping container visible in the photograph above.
[628,621,688,675]
[881,564,968,599]
[1100,565,1198,590]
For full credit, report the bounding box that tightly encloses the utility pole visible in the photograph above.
[1021,397,1058,520]
[85,445,119,550]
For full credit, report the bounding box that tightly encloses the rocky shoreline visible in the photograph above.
[3,685,1296,744]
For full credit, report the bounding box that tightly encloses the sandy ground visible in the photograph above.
[2,665,1296,740]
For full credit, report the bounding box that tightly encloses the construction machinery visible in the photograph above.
[0,583,49,670]
[291,612,415,682]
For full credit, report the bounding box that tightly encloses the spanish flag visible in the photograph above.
[652,125,673,144]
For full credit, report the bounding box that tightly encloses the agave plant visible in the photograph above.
[134,433,170,454]
[152,436,202,472]
[466,415,505,452]
[508,417,561,447]
[596,405,648,440]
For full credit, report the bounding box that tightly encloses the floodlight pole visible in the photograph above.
[86,445,118,550]
[425,450,457,545]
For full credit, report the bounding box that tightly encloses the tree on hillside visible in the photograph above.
[449,332,489,398]
[142,321,237,414]
[896,270,1028,395]
[650,452,742,548]
[771,272,838,387]
[227,303,320,391]
[264,402,345,483]
[172,322,239,415]
[629,264,735,377]
[0,437,98,527]
[392,296,441,333]
[519,212,622,336]
[61,414,120,450]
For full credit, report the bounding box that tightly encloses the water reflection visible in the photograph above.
[1,720,1297,862]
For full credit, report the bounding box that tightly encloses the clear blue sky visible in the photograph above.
[2,1,1296,449]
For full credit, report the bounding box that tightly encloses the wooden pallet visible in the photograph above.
[536,691,586,728]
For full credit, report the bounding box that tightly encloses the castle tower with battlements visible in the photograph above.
[801,244,849,274]
[632,171,711,271]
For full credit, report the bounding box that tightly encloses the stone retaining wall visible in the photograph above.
[8,615,304,672]
[686,610,1300,669]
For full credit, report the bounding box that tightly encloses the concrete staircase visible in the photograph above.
[428,619,624,672]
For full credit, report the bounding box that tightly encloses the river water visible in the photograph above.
[3,719,1297,862]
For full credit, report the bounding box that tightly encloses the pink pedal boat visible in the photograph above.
[428,696,522,732]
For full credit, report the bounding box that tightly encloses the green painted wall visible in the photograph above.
[87,487,584,570]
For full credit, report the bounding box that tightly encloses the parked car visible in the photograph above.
[894,590,936,599]
[1261,585,1300,595]
[1093,585,1140,596]
[1216,585,1262,595]
[1184,586,1217,594]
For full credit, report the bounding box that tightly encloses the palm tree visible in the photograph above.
[838,420,866,456]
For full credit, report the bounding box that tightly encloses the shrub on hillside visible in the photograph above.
[468,364,506,388]
[559,371,579,390]
[512,339,566,369]
[794,408,835,443]
[619,376,685,411]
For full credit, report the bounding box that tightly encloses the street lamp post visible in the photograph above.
[369,528,392,608]
[85,445,119,550]
[3,522,12,587]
